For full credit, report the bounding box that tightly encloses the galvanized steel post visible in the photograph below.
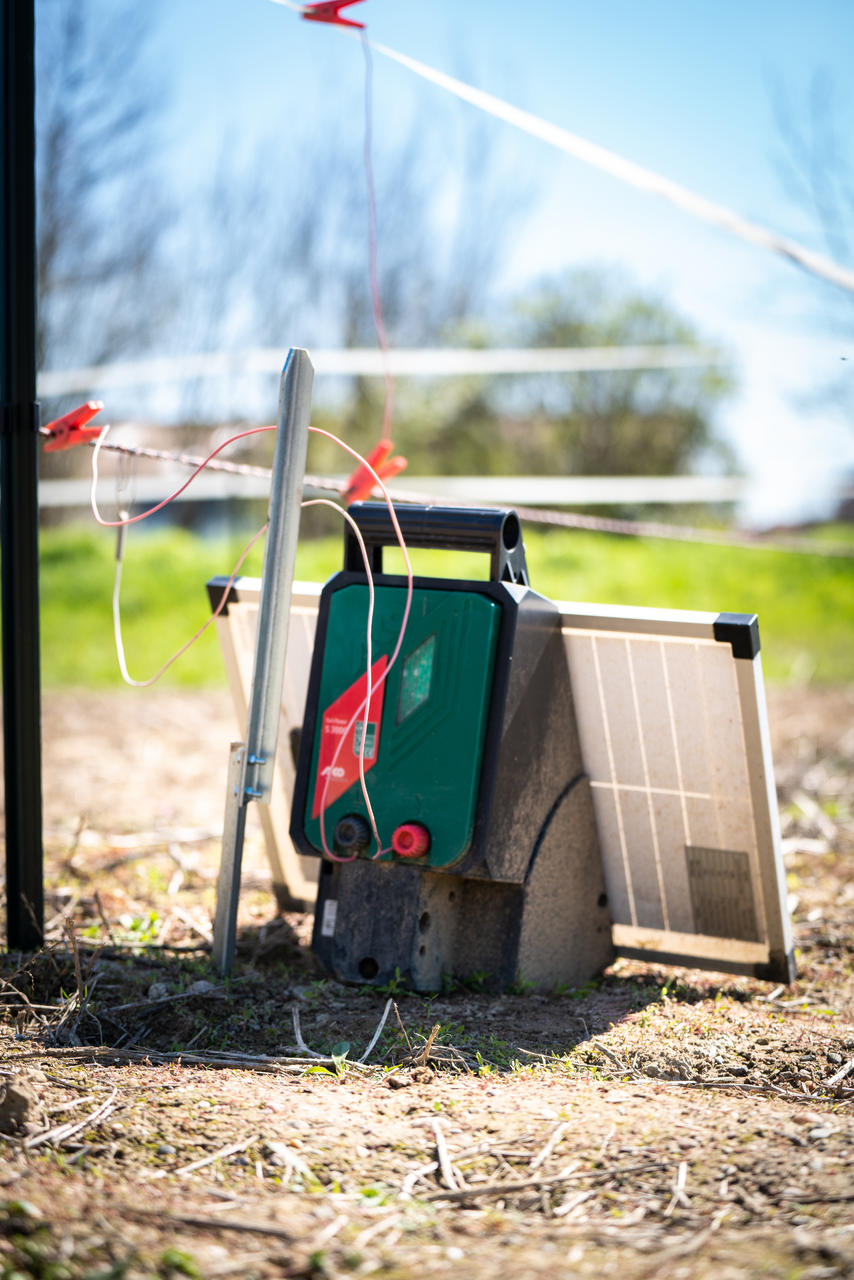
[242,348,314,804]
[212,348,313,972]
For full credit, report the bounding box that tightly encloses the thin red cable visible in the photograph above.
[361,34,394,438]
[91,424,275,528]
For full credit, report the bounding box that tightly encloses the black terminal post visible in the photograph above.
[1,0,44,948]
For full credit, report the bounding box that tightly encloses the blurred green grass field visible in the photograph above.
[40,522,854,688]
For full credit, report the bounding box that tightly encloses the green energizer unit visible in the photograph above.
[290,504,613,992]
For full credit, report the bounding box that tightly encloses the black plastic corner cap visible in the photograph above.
[206,574,240,617]
[713,612,760,659]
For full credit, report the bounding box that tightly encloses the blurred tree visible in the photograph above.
[770,69,854,423]
[382,268,734,480]
[171,108,531,458]
[36,0,174,378]
[772,71,853,284]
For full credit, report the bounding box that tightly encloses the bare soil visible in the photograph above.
[0,684,853,1279]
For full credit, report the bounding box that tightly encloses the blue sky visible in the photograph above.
[147,0,854,525]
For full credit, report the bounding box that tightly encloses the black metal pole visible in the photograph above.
[1,0,44,949]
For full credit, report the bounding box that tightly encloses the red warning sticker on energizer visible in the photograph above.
[312,656,388,818]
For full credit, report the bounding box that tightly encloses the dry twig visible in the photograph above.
[151,1135,260,1180]
[432,1119,459,1191]
[529,1121,568,1171]
[24,1086,119,1150]
[128,1208,294,1241]
[359,998,393,1063]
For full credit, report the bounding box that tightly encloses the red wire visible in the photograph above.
[91,424,275,528]
[361,35,394,438]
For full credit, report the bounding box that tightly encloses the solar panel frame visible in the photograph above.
[557,603,794,981]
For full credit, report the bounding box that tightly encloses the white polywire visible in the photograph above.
[267,0,854,297]
[369,41,854,297]
[111,521,269,687]
[94,414,277,686]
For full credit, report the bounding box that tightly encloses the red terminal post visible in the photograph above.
[302,0,366,29]
[42,400,105,453]
[391,822,431,858]
[342,438,407,505]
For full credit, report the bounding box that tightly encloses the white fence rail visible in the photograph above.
[39,473,746,510]
[37,345,719,397]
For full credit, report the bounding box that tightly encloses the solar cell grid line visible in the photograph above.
[563,631,630,923]
[589,782,712,798]
[596,635,664,930]
[661,635,694,870]
[658,637,708,935]
[694,639,727,863]
[699,641,767,938]
[672,643,731,933]
[670,638,730,936]
[589,633,638,927]
[625,636,670,931]
[701,640,737,860]
[666,641,714,807]
[643,636,693,932]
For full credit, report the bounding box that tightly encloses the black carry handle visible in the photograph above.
[344,503,530,585]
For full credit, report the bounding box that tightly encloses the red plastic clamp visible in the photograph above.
[342,438,407,505]
[42,401,105,452]
[302,0,366,29]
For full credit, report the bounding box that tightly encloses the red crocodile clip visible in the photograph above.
[42,401,105,452]
[302,0,366,29]
[343,439,407,504]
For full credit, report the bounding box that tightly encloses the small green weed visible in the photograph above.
[506,974,536,996]
[158,1249,202,1279]
[373,967,406,997]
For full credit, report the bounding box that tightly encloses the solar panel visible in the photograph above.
[558,603,793,981]
[210,578,794,981]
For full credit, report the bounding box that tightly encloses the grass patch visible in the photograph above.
[40,521,854,687]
